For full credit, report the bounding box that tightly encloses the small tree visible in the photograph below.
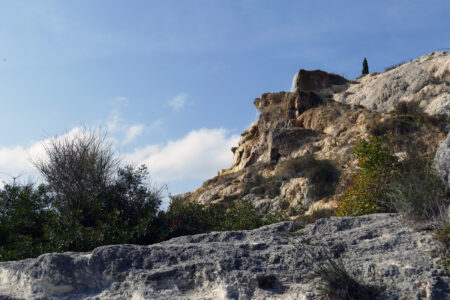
[33,128,119,224]
[362,57,369,75]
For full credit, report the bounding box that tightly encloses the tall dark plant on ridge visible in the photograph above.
[362,57,369,75]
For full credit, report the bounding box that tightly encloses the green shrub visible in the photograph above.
[160,197,288,240]
[220,198,266,231]
[0,184,54,261]
[335,137,396,216]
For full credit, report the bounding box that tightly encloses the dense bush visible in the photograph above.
[0,184,54,261]
[158,197,287,241]
[335,137,396,216]
[335,137,449,223]
[33,128,120,224]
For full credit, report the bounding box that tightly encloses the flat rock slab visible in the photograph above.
[0,214,448,299]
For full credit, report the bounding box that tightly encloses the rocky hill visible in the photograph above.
[0,51,449,299]
[190,51,449,219]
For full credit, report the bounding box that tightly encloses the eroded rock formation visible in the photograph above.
[190,52,449,217]
[333,51,450,116]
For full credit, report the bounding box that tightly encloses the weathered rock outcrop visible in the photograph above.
[0,214,448,299]
[333,51,450,116]
[435,131,450,191]
[191,52,448,216]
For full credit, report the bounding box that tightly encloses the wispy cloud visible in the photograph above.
[0,127,85,185]
[169,93,188,110]
[124,128,239,182]
[124,124,145,145]
[0,126,239,192]
[111,96,129,107]
[106,110,146,145]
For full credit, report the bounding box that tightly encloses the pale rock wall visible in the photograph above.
[334,51,450,116]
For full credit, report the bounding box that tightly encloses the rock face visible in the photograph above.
[435,131,450,190]
[190,52,448,216]
[0,214,448,299]
[334,51,450,116]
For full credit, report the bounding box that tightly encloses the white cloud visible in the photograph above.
[0,127,84,185]
[124,124,145,145]
[169,93,188,110]
[124,128,240,182]
[106,110,146,145]
[0,126,239,191]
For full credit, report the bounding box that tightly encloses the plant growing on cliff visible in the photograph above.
[386,157,448,224]
[362,58,369,75]
[335,137,396,216]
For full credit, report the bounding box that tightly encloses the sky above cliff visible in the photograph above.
[0,0,449,205]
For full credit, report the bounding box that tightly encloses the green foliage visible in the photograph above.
[46,165,164,252]
[0,184,54,261]
[336,136,448,224]
[220,198,266,231]
[362,58,369,75]
[335,137,396,216]
[161,197,287,240]
[351,137,396,174]
[312,256,380,300]
[0,129,286,262]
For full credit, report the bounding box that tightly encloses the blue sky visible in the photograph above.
[0,0,449,205]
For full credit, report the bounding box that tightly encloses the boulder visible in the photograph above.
[291,69,347,92]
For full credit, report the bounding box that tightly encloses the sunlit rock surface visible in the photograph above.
[334,51,450,116]
[0,214,448,299]
[190,52,448,215]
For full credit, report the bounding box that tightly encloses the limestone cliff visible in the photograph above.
[190,51,449,217]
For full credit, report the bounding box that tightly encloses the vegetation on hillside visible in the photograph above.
[0,129,286,262]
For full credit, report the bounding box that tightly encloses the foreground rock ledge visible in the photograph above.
[0,214,448,299]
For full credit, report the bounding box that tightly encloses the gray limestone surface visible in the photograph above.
[0,214,448,299]
[435,131,450,191]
